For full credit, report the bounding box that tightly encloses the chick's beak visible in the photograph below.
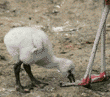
[67,70,75,83]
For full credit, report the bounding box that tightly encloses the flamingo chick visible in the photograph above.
[4,27,75,93]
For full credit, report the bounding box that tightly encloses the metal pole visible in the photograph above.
[101,0,106,73]
[84,4,109,79]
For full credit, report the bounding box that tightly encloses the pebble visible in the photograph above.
[81,93,87,96]
[0,88,5,91]
[12,9,16,12]
[52,27,64,32]
[29,17,32,20]
[6,10,10,13]
[11,23,23,28]
[52,10,59,13]
[54,5,60,8]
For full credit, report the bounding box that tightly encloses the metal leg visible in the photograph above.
[90,22,107,83]
[60,1,110,87]
[84,5,109,80]
[101,0,106,73]
[101,22,106,73]
[89,1,109,83]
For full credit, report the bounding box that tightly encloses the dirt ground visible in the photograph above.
[1,0,110,97]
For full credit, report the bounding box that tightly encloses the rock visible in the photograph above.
[12,9,16,12]
[60,52,67,54]
[54,5,60,8]
[81,93,87,96]
[45,86,55,92]
[56,94,62,97]
[29,17,32,20]
[52,9,59,15]
[33,25,43,30]
[70,28,78,31]
[0,88,6,91]
[6,10,10,13]
[36,21,39,23]
[10,23,23,28]
[52,27,64,32]
[0,55,6,60]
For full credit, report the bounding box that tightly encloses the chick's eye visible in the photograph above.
[68,70,71,74]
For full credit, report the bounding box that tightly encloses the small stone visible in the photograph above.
[11,23,23,28]
[43,78,45,80]
[60,52,67,54]
[54,5,60,8]
[50,87,54,91]
[53,78,55,80]
[0,55,6,60]
[70,28,77,31]
[6,10,10,13]
[52,9,59,14]
[29,17,32,20]
[36,21,39,23]
[56,94,62,97]
[81,93,87,96]
[12,9,16,12]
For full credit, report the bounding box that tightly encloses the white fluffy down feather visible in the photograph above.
[4,27,75,77]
